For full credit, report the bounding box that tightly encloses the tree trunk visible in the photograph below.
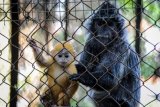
[64,0,69,41]
[10,0,19,107]
[135,0,143,56]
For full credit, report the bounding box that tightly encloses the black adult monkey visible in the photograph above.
[70,2,141,107]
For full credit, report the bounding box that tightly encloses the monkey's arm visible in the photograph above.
[75,64,87,73]
[75,47,98,73]
[29,40,54,67]
[70,50,130,90]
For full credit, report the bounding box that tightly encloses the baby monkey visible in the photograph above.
[29,40,78,106]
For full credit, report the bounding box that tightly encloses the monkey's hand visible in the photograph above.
[75,64,86,74]
[69,72,96,88]
[28,39,38,50]
[75,63,96,74]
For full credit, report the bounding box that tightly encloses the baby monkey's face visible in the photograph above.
[54,49,74,67]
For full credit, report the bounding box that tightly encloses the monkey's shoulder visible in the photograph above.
[48,63,77,78]
[48,64,65,78]
[67,64,77,75]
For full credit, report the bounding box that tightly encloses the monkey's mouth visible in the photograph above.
[60,62,68,66]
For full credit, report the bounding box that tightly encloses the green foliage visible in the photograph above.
[70,99,77,107]
[118,0,160,24]
[141,53,159,79]
[119,0,134,8]
[71,99,95,107]
[143,0,160,23]
[38,104,44,107]
[118,0,135,18]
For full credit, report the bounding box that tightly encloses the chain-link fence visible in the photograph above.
[0,0,160,107]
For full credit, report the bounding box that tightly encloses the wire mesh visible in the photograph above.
[0,0,160,107]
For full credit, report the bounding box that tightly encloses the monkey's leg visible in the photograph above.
[50,85,62,104]
[41,85,63,106]
[57,92,66,106]
[67,81,78,98]
[61,81,79,106]
[40,90,56,107]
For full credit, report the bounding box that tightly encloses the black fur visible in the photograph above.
[70,2,141,107]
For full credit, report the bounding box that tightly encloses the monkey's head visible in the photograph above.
[51,42,75,67]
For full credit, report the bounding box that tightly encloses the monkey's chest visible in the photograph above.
[54,68,70,78]
[48,66,71,86]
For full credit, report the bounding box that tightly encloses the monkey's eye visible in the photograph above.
[58,55,62,58]
[65,55,69,58]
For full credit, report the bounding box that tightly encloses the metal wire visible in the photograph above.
[0,0,160,107]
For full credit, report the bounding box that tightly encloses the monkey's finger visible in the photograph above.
[28,40,39,50]
[69,74,89,86]
[69,74,80,81]
[69,75,78,80]
[29,40,36,46]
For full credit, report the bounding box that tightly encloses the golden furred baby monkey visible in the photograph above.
[29,40,78,106]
